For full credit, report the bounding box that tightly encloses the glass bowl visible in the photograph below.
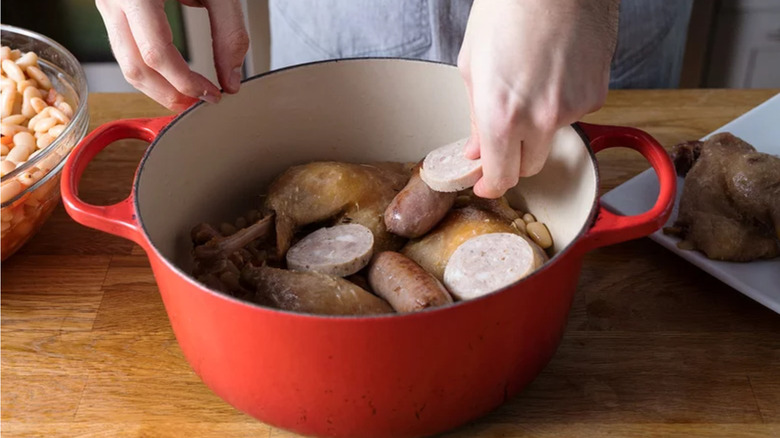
[1,24,89,261]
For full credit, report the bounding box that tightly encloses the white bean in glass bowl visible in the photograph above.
[1,25,89,260]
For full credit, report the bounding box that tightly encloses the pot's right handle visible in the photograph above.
[574,122,676,253]
[61,116,174,247]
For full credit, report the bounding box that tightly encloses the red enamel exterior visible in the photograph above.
[61,116,675,437]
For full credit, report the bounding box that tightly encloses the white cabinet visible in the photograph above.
[706,0,780,88]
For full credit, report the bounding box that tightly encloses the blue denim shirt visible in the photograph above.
[268,0,693,89]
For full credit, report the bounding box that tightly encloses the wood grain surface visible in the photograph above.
[2,90,780,438]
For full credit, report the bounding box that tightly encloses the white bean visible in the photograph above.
[2,59,26,84]
[29,96,47,114]
[25,66,51,90]
[527,222,553,249]
[522,213,536,224]
[0,46,11,61]
[22,94,39,119]
[9,49,21,61]
[38,154,59,173]
[33,117,57,133]
[16,79,37,93]
[13,131,35,151]
[0,123,29,138]
[27,107,51,131]
[48,124,65,138]
[36,133,55,149]
[56,101,73,118]
[0,179,22,203]
[18,171,36,187]
[512,218,527,235]
[48,107,68,124]
[11,92,22,115]
[2,114,26,125]
[16,79,38,93]
[7,143,33,163]
[1,85,17,118]
[15,51,38,70]
[0,159,16,176]
[0,77,16,91]
[1,145,9,156]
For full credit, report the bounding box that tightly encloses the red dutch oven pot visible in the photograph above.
[62,59,675,438]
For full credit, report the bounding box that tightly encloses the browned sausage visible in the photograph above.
[368,251,453,312]
[384,163,456,238]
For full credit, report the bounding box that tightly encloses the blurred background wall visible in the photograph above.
[1,0,778,92]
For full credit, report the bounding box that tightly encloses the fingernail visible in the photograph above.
[199,90,220,104]
[228,67,242,92]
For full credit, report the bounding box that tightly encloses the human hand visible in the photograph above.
[458,0,619,198]
[96,0,249,111]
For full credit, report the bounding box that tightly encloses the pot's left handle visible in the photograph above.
[61,116,174,247]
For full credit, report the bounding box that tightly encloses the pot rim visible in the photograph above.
[133,57,601,320]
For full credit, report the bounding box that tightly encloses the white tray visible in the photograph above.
[600,92,780,314]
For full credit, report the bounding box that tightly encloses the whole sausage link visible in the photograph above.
[368,251,453,313]
[384,163,456,238]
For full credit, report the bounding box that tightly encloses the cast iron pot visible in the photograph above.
[62,59,675,438]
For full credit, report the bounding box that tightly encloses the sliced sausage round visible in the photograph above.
[286,223,374,277]
[420,138,482,192]
[384,162,457,238]
[368,251,453,312]
[443,232,545,300]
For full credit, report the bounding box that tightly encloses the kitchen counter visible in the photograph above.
[2,90,779,438]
